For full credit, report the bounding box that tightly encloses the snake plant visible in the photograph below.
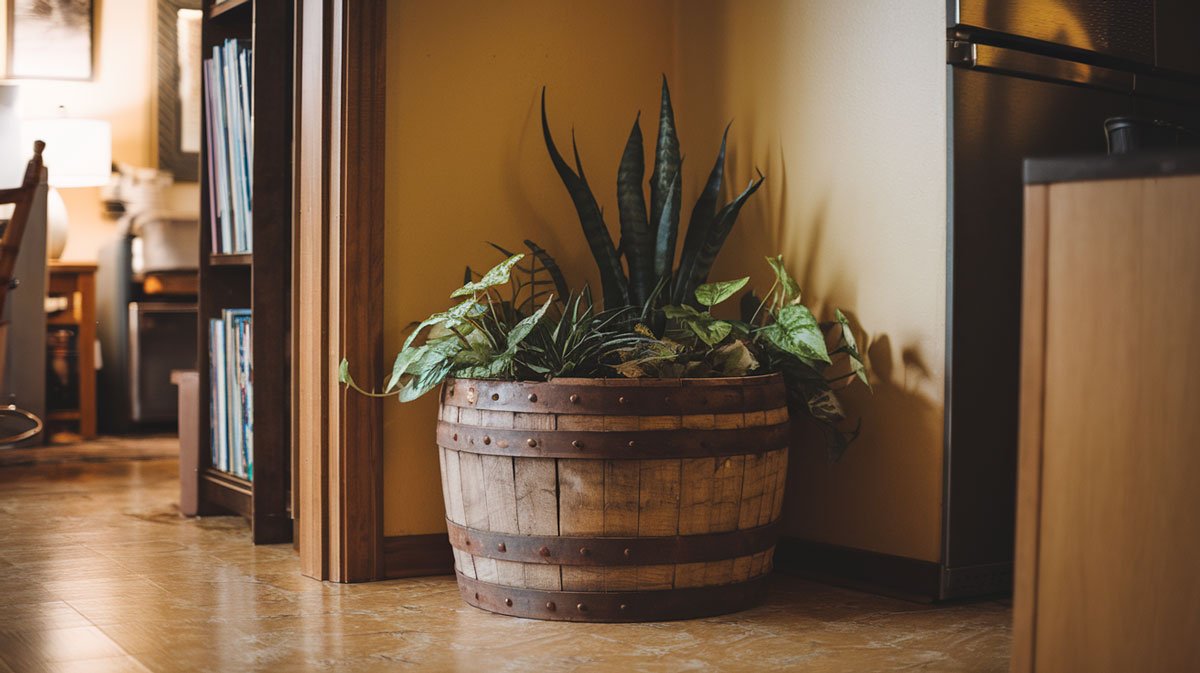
[542,77,764,311]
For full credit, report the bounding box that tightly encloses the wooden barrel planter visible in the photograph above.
[436,374,790,622]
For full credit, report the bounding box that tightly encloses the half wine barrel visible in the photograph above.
[436,374,790,622]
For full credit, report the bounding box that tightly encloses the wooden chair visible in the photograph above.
[0,140,46,443]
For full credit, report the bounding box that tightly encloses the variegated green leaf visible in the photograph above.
[761,304,831,365]
[695,276,749,307]
[766,255,801,304]
[451,254,524,298]
[835,309,869,388]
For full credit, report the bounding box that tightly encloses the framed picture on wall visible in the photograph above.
[6,0,95,81]
[157,0,202,181]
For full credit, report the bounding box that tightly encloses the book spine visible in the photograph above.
[203,62,219,252]
[209,49,233,254]
[208,319,219,468]
[240,316,252,480]
[222,41,245,254]
[211,317,228,473]
[223,309,242,477]
[239,46,253,249]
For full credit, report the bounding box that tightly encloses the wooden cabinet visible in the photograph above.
[46,262,97,439]
[1014,160,1200,672]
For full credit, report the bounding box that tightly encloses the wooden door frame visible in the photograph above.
[294,0,385,582]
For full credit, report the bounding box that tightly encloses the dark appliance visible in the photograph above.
[128,302,197,423]
[97,226,198,432]
[943,0,1200,598]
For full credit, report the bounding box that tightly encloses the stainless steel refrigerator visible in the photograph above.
[943,0,1200,598]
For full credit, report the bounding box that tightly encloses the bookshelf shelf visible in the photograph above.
[209,253,253,267]
[196,0,293,545]
[208,0,250,20]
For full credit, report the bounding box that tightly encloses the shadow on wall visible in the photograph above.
[677,0,948,561]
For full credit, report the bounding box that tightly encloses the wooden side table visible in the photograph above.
[46,261,97,439]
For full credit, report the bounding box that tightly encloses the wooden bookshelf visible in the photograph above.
[196,0,293,544]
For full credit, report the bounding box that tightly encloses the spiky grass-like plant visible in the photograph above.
[541,77,764,311]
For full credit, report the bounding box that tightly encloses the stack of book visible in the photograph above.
[209,309,253,479]
[204,38,253,254]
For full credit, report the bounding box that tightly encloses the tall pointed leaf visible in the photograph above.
[540,88,629,309]
[617,113,653,307]
[648,76,681,257]
[674,173,765,304]
[523,239,569,302]
[451,253,524,298]
[653,168,682,284]
[676,123,730,301]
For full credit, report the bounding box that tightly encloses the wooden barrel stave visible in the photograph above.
[437,374,789,621]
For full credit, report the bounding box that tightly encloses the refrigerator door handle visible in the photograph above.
[949,39,1134,95]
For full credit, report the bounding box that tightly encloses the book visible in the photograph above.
[209,318,229,473]
[203,39,254,255]
[210,310,253,479]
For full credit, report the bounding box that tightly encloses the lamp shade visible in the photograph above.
[22,118,112,188]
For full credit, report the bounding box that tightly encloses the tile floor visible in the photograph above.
[0,453,1012,672]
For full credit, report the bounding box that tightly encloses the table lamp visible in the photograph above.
[21,117,112,260]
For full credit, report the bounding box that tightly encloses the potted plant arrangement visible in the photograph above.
[342,79,867,622]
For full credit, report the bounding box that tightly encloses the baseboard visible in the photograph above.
[940,561,1013,600]
[382,533,454,579]
[773,537,943,603]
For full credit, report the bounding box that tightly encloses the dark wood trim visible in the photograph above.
[294,0,386,582]
[773,537,942,603]
[335,0,387,583]
[382,535,454,580]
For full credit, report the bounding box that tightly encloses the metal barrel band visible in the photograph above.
[436,421,790,459]
[457,572,770,622]
[441,374,786,415]
[446,519,781,566]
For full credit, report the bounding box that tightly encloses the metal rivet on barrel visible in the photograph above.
[572,440,583,449]
[504,598,513,607]
[579,547,590,557]
[527,438,537,447]
[623,548,632,558]
[569,394,580,403]
[619,604,628,611]
[627,440,636,448]
[483,436,491,445]
[528,393,538,402]
[491,393,500,401]
[539,546,551,557]
[664,395,671,403]
[545,601,556,611]
[617,395,626,404]
[497,542,506,552]
[577,603,587,612]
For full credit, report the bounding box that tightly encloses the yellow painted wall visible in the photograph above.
[384,0,947,562]
[383,0,679,535]
[1,0,199,262]
[675,1,947,562]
